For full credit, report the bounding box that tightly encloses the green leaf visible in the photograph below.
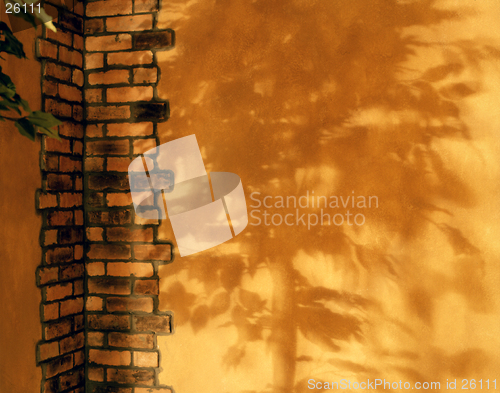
[14,117,36,141]
[28,110,62,128]
[19,98,31,112]
[0,22,27,59]
[37,126,61,140]
[0,84,16,99]
[0,99,22,115]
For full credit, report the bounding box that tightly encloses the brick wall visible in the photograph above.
[35,1,86,392]
[83,1,174,392]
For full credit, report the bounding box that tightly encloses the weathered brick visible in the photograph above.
[73,69,84,86]
[59,227,83,244]
[38,192,58,209]
[60,297,84,317]
[108,333,154,349]
[86,34,132,52]
[134,244,171,261]
[133,280,158,295]
[106,122,153,137]
[86,296,104,311]
[134,0,159,13]
[107,51,153,66]
[73,34,84,51]
[60,193,83,208]
[107,297,154,312]
[85,53,104,70]
[47,210,74,226]
[133,102,168,121]
[86,124,103,137]
[88,332,105,347]
[59,122,84,138]
[87,106,131,121]
[107,86,154,102]
[73,104,84,121]
[88,314,130,330]
[46,354,73,378]
[59,368,84,390]
[60,46,83,68]
[47,174,73,190]
[87,192,105,208]
[59,84,82,102]
[39,341,59,361]
[135,389,172,393]
[60,157,83,172]
[60,262,84,279]
[46,98,72,118]
[73,140,84,156]
[42,154,59,171]
[133,351,158,368]
[45,319,72,340]
[74,313,85,330]
[86,88,102,103]
[60,332,85,354]
[86,227,104,241]
[133,67,157,84]
[107,227,153,242]
[37,39,58,59]
[85,18,104,34]
[106,192,132,207]
[86,157,104,171]
[46,246,74,264]
[43,302,59,321]
[107,262,153,277]
[134,30,174,50]
[45,137,71,153]
[75,210,85,226]
[59,11,83,33]
[88,367,104,382]
[45,283,73,301]
[106,368,154,385]
[86,0,133,17]
[134,315,170,333]
[86,262,105,276]
[87,140,130,156]
[44,229,58,246]
[44,62,72,82]
[74,244,83,260]
[38,266,59,285]
[89,349,131,366]
[107,157,132,172]
[46,28,72,47]
[43,378,59,393]
[88,69,130,85]
[132,137,157,154]
[107,14,153,32]
[88,277,131,294]
[43,79,58,96]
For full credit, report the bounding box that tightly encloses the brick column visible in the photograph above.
[83,1,174,392]
[35,1,86,392]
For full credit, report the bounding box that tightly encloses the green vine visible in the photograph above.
[1,0,61,140]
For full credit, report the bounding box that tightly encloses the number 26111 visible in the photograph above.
[462,379,497,389]
[6,3,41,14]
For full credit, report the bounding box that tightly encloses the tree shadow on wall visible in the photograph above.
[155,0,500,392]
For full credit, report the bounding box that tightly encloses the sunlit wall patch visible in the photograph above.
[128,134,248,257]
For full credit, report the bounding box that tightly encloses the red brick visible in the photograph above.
[133,280,158,295]
[86,227,104,242]
[39,341,59,361]
[106,297,153,312]
[88,69,130,85]
[134,0,159,13]
[107,51,153,66]
[86,140,130,155]
[106,368,154,385]
[88,332,104,347]
[73,34,84,51]
[86,124,103,137]
[75,350,85,366]
[106,192,132,207]
[107,122,153,137]
[86,34,132,52]
[45,283,73,301]
[107,227,153,242]
[75,314,85,331]
[59,368,84,390]
[87,106,131,121]
[107,157,132,172]
[89,349,131,366]
[106,14,153,32]
[74,279,84,296]
[86,0,133,17]
[43,303,59,321]
[73,69,84,87]
[75,210,84,226]
[86,88,102,103]
[46,28,72,46]
[46,246,74,264]
[86,262,105,276]
[135,389,172,393]
[60,193,83,208]
[60,46,83,68]
[37,39,58,59]
[60,157,82,173]
[59,122,84,138]
[43,79,58,97]
[133,67,157,84]
[45,137,71,153]
[44,62,72,82]
[88,367,104,382]
[38,266,59,285]
[73,140,84,156]
[88,277,131,294]
[107,86,153,102]
[38,192,58,209]
[86,296,103,311]
[134,244,171,261]
[134,315,170,333]
[60,297,84,317]
[133,351,158,368]
[85,157,104,171]
[60,332,85,353]
[45,319,72,340]
[60,262,84,279]
[46,98,72,117]
[107,262,153,277]
[134,31,173,50]
[108,333,154,349]
[47,211,73,226]
[73,104,84,121]
[46,174,72,190]
[85,53,104,70]
[42,154,59,171]
[46,354,73,378]
[88,211,131,227]
[59,84,82,102]
[44,229,58,246]
[85,18,104,34]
